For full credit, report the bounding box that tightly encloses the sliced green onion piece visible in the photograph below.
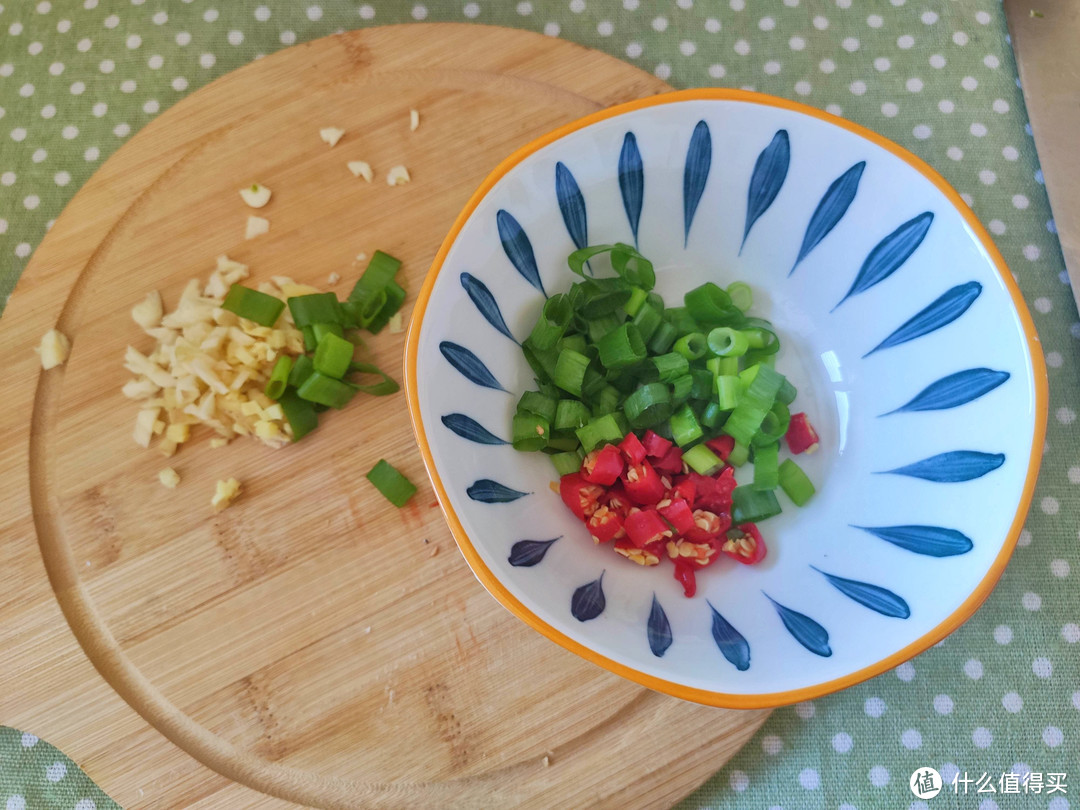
[517,390,558,422]
[700,400,724,428]
[288,354,315,388]
[554,399,590,431]
[751,442,779,491]
[652,352,690,382]
[732,486,782,523]
[752,401,791,447]
[512,412,549,451]
[587,313,623,344]
[727,281,753,312]
[545,434,581,453]
[625,287,648,317]
[776,378,798,405]
[723,366,784,446]
[689,369,714,401]
[647,321,678,354]
[551,450,584,476]
[340,300,361,329]
[363,281,406,334]
[593,384,621,416]
[346,362,400,396]
[296,371,358,409]
[717,356,739,376]
[596,323,646,371]
[312,322,344,344]
[610,243,656,289]
[554,348,591,397]
[576,413,623,453]
[716,375,740,409]
[623,382,672,429]
[557,333,588,355]
[707,327,750,357]
[222,284,285,327]
[669,402,703,446]
[578,277,632,317]
[301,325,317,352]
[581,365,607,400]
[742,327,780,354]
[287,292,343,327]
[529,293,573,350]
[779,459,816,506]
[683,443,723,475]
[522,338,559,385]
[685,283,739,325]
[366,458,416,507]
[727,440,750,467]
[673,332,707,361]
[313,332,354,379]
[264,355,293,400]
[349,250,401,304]
[664,307,698,335]
[631,303,662,342]
[670,374,693,405]
[278,389,319,441]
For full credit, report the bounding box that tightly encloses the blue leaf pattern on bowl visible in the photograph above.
[555,161,588,252]
[764,593,832,657]
[466,479,530,503]
[852,524,974,557]
[508,537,560,567]
[742,129,790,253]
[882,367,1010,415]
[812,566,911,619]
[791,160,865,274]
[683,120,712,246]
[708,600,751,671]
[439,341,507,392]
[496,209,547,297]
[864,281,982,357]
[647,594,673,658]
[618,132,644,247]
[571,573,606,622]
[880,450,1005,482]
[460,272,517,343]
[441,413,508,445]
[833,211,934,311]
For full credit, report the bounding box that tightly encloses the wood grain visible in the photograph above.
[0,24,769,808]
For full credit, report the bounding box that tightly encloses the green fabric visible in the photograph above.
[0,728,120,810]
[2,2,1077,808]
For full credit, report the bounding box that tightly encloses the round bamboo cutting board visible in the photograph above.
[0,25,769,809]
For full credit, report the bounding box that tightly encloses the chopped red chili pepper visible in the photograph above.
[581,444,625,486]
[642,429,673,459]
[785,412,820,455]
[559,473,604,520]
[624,507,671,548]
[621,460,667,505]
[705,435,735,461]
[658,498,695,535]
[651,445,684,475]
[613,537,663,566]
[722,522,767,565]
[673,560,697,597]
[687,468,735,513]
[684,509,730,542]
[618,431,647,466]
[603,482,632,516]
[667,477,696,506]
[587,505,625,544]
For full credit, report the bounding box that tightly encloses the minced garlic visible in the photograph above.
[37,328,71,370]
[212,477,241,511]
[386,165,410,186]
[158,467,180,488]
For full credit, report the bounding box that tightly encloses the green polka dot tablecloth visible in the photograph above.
[1,1,1077,808]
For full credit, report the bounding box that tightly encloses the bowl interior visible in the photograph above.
[408,93,1043,705]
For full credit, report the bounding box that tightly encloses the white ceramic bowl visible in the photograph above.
[405,90,1047,708]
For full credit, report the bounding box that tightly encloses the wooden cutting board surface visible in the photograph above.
[0,24,769,809]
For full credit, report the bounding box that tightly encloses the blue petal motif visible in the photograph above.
[571,573,606,622]
[441,413,507,445]
[466,479,529,503]
[864,281,982,357]
[764,593,832,657]
[852,524,974,557]
[647,594,673,658]
[555,162,588,252]
[683,120,712,247]
[439,341,507,392]
[708,601,751,671]
[460,272,517,344]
[791,161,866,274]
[880,450,1005,482]
[496,209,547,297]
[812,566,911,619]
[619,132,644,247]
[833,211,934,310]
[508,537,560,567]
[742,129,790,253]
[882,368,1010,415]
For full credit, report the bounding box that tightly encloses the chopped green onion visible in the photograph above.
[707,327,750,357]
[776,378,798,405]
[363,280,406,334]
[727,281,753,312]
[664,307,699,335]
[346,362,400,396]
[732,486,782,523]
[689,369,714,400]
[716,375,740,409]
[752,401,791,446]
[578,277,632,317]
[288,354,315,388]
[631,302,663,342]
[673,332,707,361]
[669,402,703,446]
[287,292,343,327]
[545,434,581,453]
[278,389,319,441]
[296,371,358,409]
[222,284,285,327]
[264,355,293,400]
[587,313,623,344]
[593,384,621,416]
[554,348,591,397]
[576,413,623,452]
[685,283,739,325]
[652,352,690,383]
[557,333,588,356]
[716,356,739,376]
[727,440,750,467]
[700,400,724,428]
[625,287,648,317]
[551,450,585,476]
[517,390,558,422]
[301,325,317,352]
[529,293,573,350]
[312,322,344,344]
[512,412,549,451]
[670,374,694,405]
[522,338,559,384]
[683,443,723,475]
[597,323,646,371]
[751,442,779,491]
[779,459,816,506]
[349,250,401,306]
[554,399,590,431]
[312,332,354,379]
[622,382,672,429]
[723,365,784,446]
[366,458,416,507]
[647,321,679,354]
[581,365,607,399]
[340,300,361,329]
